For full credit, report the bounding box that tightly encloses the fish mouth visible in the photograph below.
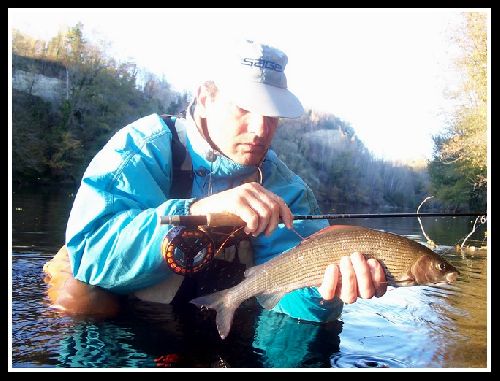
[445,271,459,283]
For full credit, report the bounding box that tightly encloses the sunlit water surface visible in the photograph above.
[11,187,488,368]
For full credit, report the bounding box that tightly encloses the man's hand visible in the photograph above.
[189,182,293,236]
[317,252,387,303]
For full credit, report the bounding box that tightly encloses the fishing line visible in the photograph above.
[444,215,488,255]
[412,195,487,256]
[214,226,246,258]
[417,196,435,247]
[290,225,306,241]
[460,216,486,251]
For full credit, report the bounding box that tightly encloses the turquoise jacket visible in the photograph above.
[66,113,343,322]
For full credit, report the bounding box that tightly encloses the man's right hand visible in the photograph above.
[189,182,293,237]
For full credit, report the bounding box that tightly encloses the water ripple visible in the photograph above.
[331,353,408,368]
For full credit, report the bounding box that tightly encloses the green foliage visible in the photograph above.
[429,12,488,211]
[428,159,473,211]
[12,90,51,183]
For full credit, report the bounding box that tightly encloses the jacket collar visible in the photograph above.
[181,109,268,197]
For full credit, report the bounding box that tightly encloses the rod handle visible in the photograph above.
[206,213,246,227]
[160,213,246,227]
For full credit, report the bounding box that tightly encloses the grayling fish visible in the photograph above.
[190,225,459,339]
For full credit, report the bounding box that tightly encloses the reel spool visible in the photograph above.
[161,226,215,275]
[161,225,247,275]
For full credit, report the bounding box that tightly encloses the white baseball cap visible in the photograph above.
[214,39,304,118]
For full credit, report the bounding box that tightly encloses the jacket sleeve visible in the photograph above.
[65,114,195,294]
[251,155,343,322]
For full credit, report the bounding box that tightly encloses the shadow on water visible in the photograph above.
[11,188,488,368]
[116,299,344,368]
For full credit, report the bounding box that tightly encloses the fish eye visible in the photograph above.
[437,262,446,271]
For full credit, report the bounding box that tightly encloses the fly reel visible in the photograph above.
[161,225,246,275]
[161,226,214,275]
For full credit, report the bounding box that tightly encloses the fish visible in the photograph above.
[190,224,459,339]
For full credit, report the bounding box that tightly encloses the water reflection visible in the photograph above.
[12,252,69,367]
[57,322,152,368]
[12,187,74,253]
[252,310,343,367]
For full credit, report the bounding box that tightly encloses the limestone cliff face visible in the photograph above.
[12,54,67,103]
[12,69,65,103]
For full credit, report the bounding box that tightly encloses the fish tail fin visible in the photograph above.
[190,290,239,340]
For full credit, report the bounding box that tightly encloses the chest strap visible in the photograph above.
[160,114,193,199]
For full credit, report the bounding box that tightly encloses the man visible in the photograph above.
[44,40,386,324]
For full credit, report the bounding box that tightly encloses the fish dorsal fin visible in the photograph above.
[305,224,366,241]
[256,292,287,310]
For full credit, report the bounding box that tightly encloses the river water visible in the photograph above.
[10,186,489,369]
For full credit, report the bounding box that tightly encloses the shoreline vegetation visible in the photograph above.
[11,16,487,213]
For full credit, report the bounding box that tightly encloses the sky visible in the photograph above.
[9,8,488,163]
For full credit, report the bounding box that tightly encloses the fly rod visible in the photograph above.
[160,212,487,227]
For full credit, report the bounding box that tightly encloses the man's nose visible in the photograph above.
[247,114,268,137]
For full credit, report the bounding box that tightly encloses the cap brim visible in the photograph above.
[218,81,304,118]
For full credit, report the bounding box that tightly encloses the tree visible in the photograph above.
[429,12,488,211]
[12,90,51,184]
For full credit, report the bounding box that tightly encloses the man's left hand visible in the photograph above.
[317,252,387,303]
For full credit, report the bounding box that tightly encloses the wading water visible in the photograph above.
[11,187,488,368]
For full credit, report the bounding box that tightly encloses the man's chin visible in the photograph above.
[232,153,264,166]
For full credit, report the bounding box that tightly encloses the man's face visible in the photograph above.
[203,93,279,166]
